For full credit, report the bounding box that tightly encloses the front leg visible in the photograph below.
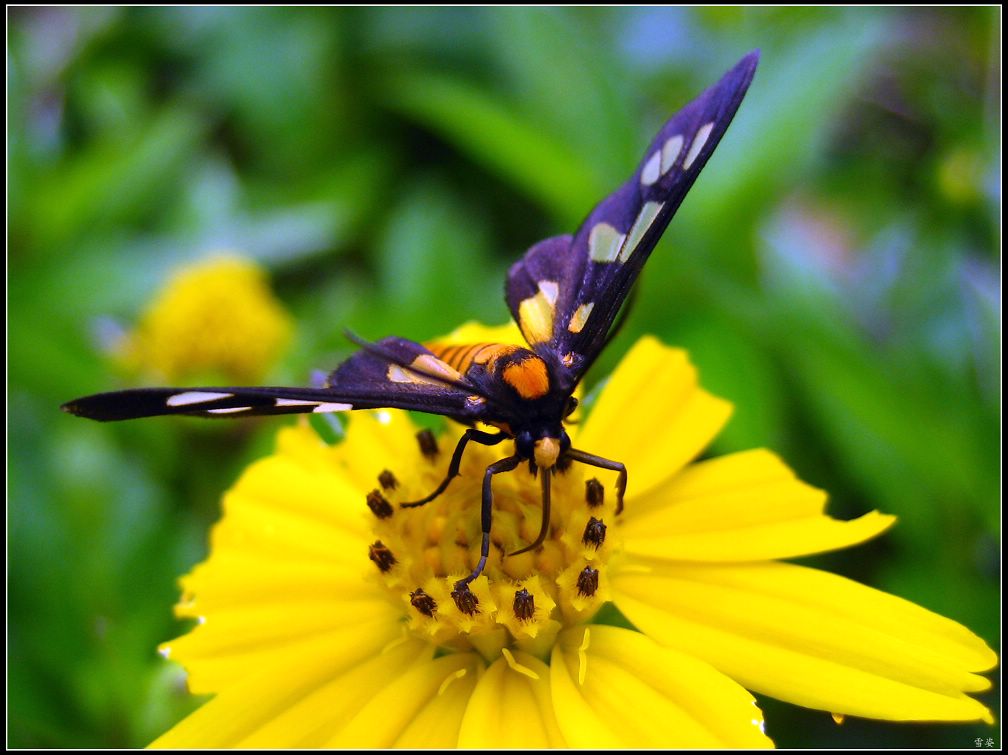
[401,428,508,509]
[564,448,627,514]
[454,453,522,590]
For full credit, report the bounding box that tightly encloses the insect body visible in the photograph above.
[63,51,759,589]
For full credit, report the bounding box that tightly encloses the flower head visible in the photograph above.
[151,324,996,748]
[117,254,292,383]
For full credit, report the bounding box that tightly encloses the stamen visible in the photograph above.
[378,469,398,491]
[451,582,480,615]
[366,489,393,519]
[577,627,591,685]
[368,540,397,572]
[501,648,540,680]
[409,588,437,617]
[416,428,439,460]
[581,517,607,549]
[576,566,599,597]
[513,588,535,621]
[438,668,468,696]
[364,413,620,654]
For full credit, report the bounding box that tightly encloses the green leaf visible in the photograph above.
[380,70,605,226]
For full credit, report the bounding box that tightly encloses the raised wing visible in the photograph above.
[506,50,759,390]
[62,336,501,424]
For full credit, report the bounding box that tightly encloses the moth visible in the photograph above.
[63,51,759,592]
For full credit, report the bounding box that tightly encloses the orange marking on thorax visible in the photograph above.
[502,356,550,399]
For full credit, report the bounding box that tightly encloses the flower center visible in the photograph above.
[364,425,619,661]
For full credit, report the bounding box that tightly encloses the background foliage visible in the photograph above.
[8,7,1000,748]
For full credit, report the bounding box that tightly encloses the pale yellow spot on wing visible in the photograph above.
[518,288,556,344]
[640,150,662,185]
[660,134,684,173]
[410,354,463,383]
[588,222,625,263]
[567,302,594,333]
[683,121,714,170]
[386,364,440,386]
[619,201,664,262]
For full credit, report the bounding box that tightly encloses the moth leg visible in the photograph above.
[565,448,627,514]
[455,453,522,589]
[509,467,551,556]
[401,428,508,509]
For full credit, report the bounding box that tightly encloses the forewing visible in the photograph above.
[62,337,502,424]
[506,51,759,389]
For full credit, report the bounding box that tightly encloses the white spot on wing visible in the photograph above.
[207,406,250,414]
[538,280,559,305]
[313,402,352,413]
[683,122,714,170]
[618,201,664,262]
[588,222,625,263]
[275,398,323,407]
[660,134,684,174]
[640,150,661,185]
[166,391,234,407]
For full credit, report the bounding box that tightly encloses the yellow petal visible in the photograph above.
[435,320,527,347]
[176,552,376,614]
[162,604,403,694]
[575,337,732,499]
[328,653,482,747]
[612,561,996,722]
[393,661,483,748]
[151,633,431,748]
[621,449,895,560]
[550,626,774,748]
[229,451,371,535]
[457,650,566,747]
[332,409,434,493]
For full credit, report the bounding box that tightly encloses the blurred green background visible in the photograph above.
[8,6,1000,749]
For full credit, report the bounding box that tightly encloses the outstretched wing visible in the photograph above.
[62,336,504,424]
[506,50,759,390]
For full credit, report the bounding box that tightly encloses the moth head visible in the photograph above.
[515,427,571,470]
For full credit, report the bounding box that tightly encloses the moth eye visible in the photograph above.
[515,431,535,459]
[564,397,579,418]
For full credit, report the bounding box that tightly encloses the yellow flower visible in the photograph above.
[118,255,292,383]
[151,324,996,748]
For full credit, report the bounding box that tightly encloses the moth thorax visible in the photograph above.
[533,437,562,469]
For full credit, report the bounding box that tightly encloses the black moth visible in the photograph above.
[63,52,759,591]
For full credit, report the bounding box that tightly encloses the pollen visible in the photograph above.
[116,254,292,383]
[359,414,621,661]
